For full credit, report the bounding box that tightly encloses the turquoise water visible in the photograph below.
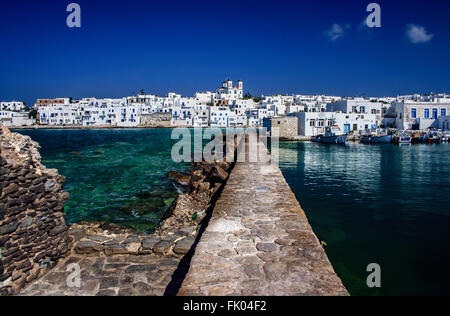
[15,129,188,232]
[278,142,450,296]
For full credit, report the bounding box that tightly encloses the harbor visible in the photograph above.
[1,127,449,295]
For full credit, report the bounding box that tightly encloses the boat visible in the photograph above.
[397,136,412,144]
[411,133,423,144]
[423,131,441,144]
[360,130,393,144]
[392,131,412,144]
[311,126,348,144]
[442,132,450,142]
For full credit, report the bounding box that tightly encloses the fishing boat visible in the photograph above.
[411,133,424,144]
[311,126,348,144]
[423,132,441,144]
[360,129,393,144]
[393,131,412,144]
[442,132,450,142]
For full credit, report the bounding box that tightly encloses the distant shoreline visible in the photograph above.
[10,125,174,130]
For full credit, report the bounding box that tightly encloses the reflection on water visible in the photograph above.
[279,141,450,296]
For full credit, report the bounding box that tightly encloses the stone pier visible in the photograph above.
[178,135,348,296]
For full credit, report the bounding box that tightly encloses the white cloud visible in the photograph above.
[324,23,350,41]
[406,24,434,43]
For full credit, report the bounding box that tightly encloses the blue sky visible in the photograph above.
[1,0,449,106]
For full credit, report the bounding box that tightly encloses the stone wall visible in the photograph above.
[19,133,243,296]
[0,126,72,295]
[265,116,298,139]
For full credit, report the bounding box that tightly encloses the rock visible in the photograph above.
[0,221,19,235]
[124,242,141,255]
[141,237,160,251]
[152,240,173,255]
[104,243,129,255]
[256,243,277,252]
[75,240,104,254]
[87,235,112,243]
[44,180,55,192]
[173,237,195,255]
[3,183,19,195]
[96,289,116,296]
[19,217,34,229]
[179,226,197,236]
[209,165,229,182]
[167,171,191,185]
[49,225,68,236]
[30,183,45,194]
[25,263,40,283]
[15,259,32,271]
[99,277,119,289]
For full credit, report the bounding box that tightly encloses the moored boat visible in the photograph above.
[360,134,393,144]
[423,131,441,144]
[393,131,412,144]
[311,126,348,144]
[360,129,393,144]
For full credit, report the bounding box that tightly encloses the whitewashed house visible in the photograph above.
[210,106,232,127]
[296,112,379,136]
[392,101,450,130]
[1,101,25,111]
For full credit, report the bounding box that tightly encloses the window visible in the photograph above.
[424,108,430,119]
[432,108,438,119]
[411,108,417,119]
[310,119,315,127]
[441,108,447,117]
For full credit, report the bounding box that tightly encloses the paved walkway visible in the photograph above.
[19,225,196,296]
[20,254,181,296]
[179,137,348,296]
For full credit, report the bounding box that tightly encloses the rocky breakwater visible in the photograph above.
[0,126,72,296]
[71,133,238,260]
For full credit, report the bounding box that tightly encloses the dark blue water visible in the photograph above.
[15,129,188,232]
[278,141,450,296]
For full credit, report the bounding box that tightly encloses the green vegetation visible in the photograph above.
[243,92,253,100]
[28,108,37,119]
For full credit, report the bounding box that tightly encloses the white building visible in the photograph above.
[0,111,35,127]
[216,79,243,101]
[392,101,450,130]
[210,106,233,127]
[1,101,25,111]
[296,112,379,136]
[326,99,385,119]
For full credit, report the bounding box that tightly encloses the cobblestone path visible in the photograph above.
[179,138,348,296]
